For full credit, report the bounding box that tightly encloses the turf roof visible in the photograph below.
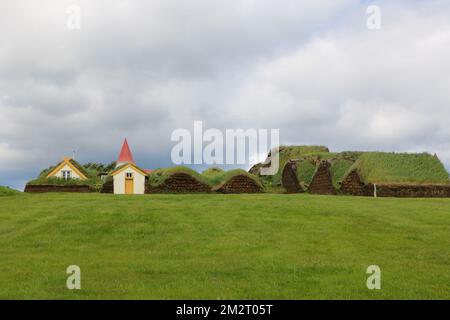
[147,166,263,188]
[202,169,263,188]
[262,145,330,184]
[147,166,208,186]
[347,152,450,185]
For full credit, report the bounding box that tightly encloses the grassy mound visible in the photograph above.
[147,167,263,193]
[0,186,21,196]
[296,159,317,187]
[350,152,450,185]
[147,166,207,187]
[260,145,330,184]
[205,169,263,188]
[330,158,356,188]
[293,152,362,188]
[201,167,225,180]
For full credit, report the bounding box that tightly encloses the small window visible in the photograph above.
[126,172,133,178]
[62,170,72,179]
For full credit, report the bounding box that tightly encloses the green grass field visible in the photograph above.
[1,193,449,299]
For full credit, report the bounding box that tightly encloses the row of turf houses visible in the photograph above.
[24,139,263,194]
[24,141,450,197]
[275,146,450,198]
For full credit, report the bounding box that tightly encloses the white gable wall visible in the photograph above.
[52,164,82,179]
[113,167,146,194]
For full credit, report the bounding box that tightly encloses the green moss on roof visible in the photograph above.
[147,166,262,189]
[279,145,330,156]
[38,158,92,179]
[29,159,105,190]
[349,152,450,185]
[330,159,355,188]
[68,159,91,177]
[262,146,364,186]
[201,167,225,180]
[296,160,317,186]
[147,166,207,186]
[266,145,330,184]
[203,169,262,188]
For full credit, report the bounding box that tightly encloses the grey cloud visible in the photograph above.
[0,0,449,190]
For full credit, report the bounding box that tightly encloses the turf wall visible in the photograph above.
[24,185,91,193]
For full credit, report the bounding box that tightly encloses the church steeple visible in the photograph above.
[116,138,135,167]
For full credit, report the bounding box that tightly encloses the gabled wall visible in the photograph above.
[113,167,145,194]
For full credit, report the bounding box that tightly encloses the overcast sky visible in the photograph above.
[1,0,450,190]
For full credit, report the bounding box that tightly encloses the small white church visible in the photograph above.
[109,139,148,194]
[46,139,149,195]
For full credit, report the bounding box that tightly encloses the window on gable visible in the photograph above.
[62,170,72,179]
[126,172,133,178]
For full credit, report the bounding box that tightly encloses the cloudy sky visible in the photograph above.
[1,0,450,190]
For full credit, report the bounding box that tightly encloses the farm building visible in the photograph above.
[45,157,88,180]
[340,152,450,197]
[99,139,149,195]
[253,146,450,197]
[24,156,94,193]
[110,139,147,195]
[24,141,449,197]
[147,167,211,193]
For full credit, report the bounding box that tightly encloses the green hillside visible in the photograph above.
[0,193,449,299]
[351,152,450,185]
[0,186,21,196]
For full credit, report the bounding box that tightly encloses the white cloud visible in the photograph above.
[0,0,449,189]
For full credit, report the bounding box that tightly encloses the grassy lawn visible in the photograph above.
[0,193,449,299]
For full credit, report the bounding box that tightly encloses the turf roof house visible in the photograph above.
[110,139,149,195]
[46,157,89,180]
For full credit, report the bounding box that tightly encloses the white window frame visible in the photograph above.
[62,170,72,180]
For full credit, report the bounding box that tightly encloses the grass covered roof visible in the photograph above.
[347,152,450,185]
[28,159,112,190]
[202,169,263,188]
[147,166,208,186]
[148,166,263,188]
[262,145,330,184]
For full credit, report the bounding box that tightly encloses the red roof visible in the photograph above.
[117,138,135,164]
[144,169,153,174]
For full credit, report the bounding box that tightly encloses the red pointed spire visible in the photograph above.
[117,138,135,164]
